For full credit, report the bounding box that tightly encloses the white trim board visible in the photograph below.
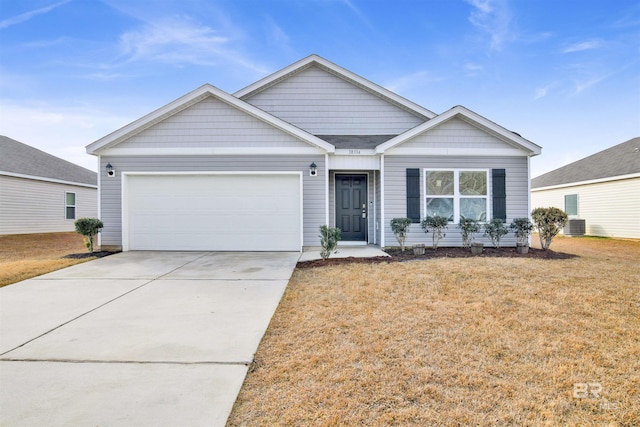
[0,171,97,189]
[532,173,640,192]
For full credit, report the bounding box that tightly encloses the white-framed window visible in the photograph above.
[424,169,488,223]
[565,194,578,217]
[65,192,76,220]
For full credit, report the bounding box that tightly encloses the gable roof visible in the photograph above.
[86,83,335,155]
[317,135,396,149]
[0,135,97,187]
[375,105,541,155]
[234,54,437,121]
[532,137,640,189]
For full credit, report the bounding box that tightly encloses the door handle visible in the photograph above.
[362,208,366,219]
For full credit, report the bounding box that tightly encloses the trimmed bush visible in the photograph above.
[510,217,534,246]
[531,207,569,250]
[420,215,448,250]
[74,218,104,253]
[484,218,509,249]
[390,218,412,251]
[458,216,481,248]
[319,225,341,260]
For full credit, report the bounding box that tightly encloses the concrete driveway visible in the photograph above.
[0,251,299,427]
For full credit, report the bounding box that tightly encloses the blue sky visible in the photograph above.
[1,0,638,177]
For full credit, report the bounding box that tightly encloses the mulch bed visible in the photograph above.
[297,246,576,268]
[62,251,120,259]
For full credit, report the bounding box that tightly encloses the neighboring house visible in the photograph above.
[531,137,640,239]
[0,136,97,235]
[86,55,541,252]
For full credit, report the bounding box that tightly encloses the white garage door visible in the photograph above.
[124,173,301,251]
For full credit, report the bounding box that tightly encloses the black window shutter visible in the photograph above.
[406,168,420,223]
[492,169,506,221]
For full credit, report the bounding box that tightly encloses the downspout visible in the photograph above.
[97,155,102,248]
[380,154,385,248]
[527,155,532,246]
[373,170,377,245]
[325,153,330,226]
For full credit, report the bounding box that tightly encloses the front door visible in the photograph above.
[335,174,367,241]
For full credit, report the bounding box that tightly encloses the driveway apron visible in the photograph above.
[0,251,299,427]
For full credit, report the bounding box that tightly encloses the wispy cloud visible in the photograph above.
[119,19,228,65]
[0,99,132,170]
[343,0,374,30]
[0,0,71,29]
[466,0,513,51]
[264,17,291,52]
[533,82,557,100]
[385,71,444,93]
[572,75,607,95]
[115,17,268,74]
[464,62,484,76]
[82,72,129,82]
[562,39,605,53]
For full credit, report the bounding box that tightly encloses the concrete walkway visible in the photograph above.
[298,244,390,262]
[0,251,299,427]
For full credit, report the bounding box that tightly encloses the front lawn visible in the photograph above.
[228,236,639,426]
[0,232,95,287]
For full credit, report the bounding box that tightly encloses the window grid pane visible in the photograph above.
[460,198,487,221]
[565,194,578,216]
[426,198,454,221]
[459,171,487,195]
[66,207,76,220]
[426,171,454,195]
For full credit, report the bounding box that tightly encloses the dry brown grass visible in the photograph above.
[0,232,94,287]
[228,236,640,426]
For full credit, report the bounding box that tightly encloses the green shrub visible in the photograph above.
[484,218,509,249]
[510,217,534,246]
[457,216,481,248]
[390,218,412,251]
[531,207,569,250]
[420,215,448,250]
[319,225,341,260]
[74,218,104,253]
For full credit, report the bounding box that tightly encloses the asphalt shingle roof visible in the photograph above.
[531,137,640,189]
[0,135,97,186]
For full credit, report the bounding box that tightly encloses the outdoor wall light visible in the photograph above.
[106,163,115,177]
[309,162,318,176]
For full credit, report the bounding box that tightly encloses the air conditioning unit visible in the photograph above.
[564,219,586,236]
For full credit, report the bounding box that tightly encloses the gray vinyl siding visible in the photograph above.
[383,156,529,248]
[99,156,325,248]
[0,175,97,235]
[117,96,313,149]
[244,65,425,135]
[398,117,517,149]
[531,177,640,238]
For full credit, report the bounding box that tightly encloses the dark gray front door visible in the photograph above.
[335,174,367,241]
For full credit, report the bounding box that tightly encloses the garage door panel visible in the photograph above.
[126,174,301,251]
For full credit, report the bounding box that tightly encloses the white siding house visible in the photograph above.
[0,136,97,235]
[531,137,640,239]
[86,55,541,251]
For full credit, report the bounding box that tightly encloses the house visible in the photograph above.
[0,136,97,235]
[531,137,640,238]
[86,55,541,252]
